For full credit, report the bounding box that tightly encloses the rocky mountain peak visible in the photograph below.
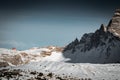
[114,9,120,17]
[107,9,120,37]
[63,9,120,63]
[99,24,107,32]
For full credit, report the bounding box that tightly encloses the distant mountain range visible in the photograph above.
[63,9,120,63]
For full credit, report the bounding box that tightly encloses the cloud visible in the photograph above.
[0,40,26,49]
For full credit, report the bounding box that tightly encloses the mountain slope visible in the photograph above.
[0,46,64,67]
[63,9,120,63]
[0,61,120,80]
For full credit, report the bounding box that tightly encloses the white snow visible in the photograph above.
[42,51,70,62]
[0,47,120,80]
[1,61,120,80]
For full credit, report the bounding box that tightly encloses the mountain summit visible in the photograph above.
[107,9,120,37]
[63,9,120,63]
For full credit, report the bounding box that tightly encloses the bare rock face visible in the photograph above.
[107,9,120,37]
[99,24,107,32]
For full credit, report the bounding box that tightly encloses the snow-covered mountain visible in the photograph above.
[0,9,120,80]
[1,61,120,80]
[0,46,64,67]
[0,47,120,80]
[63,9,120,63]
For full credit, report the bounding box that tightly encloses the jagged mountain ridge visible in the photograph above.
[63,9,120,63]
[108,9,120,37]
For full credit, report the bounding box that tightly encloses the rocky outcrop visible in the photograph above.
[107,9,120,37]
[64,38,79,52]
[63,9,120,63]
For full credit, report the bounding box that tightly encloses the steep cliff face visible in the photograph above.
[107,9,120,37]
[63,9,120,63]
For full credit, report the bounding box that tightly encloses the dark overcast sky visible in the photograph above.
[0,0,120,11]
[0,0,120,50]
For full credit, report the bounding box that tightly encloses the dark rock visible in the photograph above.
[63,9,120,63]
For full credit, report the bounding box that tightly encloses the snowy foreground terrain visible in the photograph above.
[0,47,120,80]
